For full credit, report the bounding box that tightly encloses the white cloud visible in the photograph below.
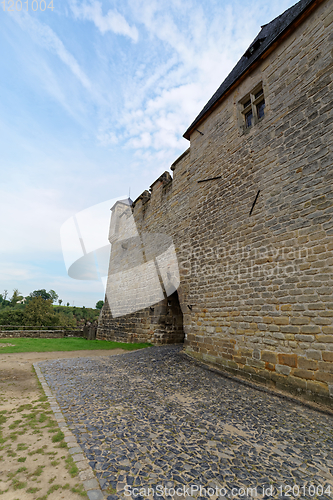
[0,185,69,256]
[12,12,92,91]
[70,0,138,41]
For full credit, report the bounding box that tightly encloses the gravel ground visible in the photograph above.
[38,345,333,500]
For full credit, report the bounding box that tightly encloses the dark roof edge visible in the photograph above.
[183,0,320,140]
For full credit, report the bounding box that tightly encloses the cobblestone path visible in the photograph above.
[38,346,333,500]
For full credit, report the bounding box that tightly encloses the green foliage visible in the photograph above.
[53,305,100,325]
[51,431,64,443]
[10,289,23,307]
[25,297,59,326]
[65,455,79,477]
[29,289,58,303]
[0,309,25,325]
[95,300,104,310]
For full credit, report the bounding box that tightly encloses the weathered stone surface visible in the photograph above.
[38,347,333,494]
[96,0,333,405]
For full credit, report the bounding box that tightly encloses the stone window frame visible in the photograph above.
[238,82,266,134]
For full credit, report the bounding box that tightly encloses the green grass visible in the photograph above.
[65,456,78,478]
[0,337,151,353]
[51,431,64,443]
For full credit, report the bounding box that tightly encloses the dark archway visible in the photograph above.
[153,290,184,344]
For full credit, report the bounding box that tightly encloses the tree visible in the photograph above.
[58,299,63,306]
[95,300,104,310]
[30,289,51,301]
[0,309,25,325]
[48,290,58,303]
[10,289,23,307]
[0,291,10,308]
[29,289,58,303]
[24,297,59,326]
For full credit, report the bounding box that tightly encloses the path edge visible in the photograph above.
[33,362,105,500]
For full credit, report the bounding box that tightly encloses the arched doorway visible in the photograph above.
[152,290,184,344]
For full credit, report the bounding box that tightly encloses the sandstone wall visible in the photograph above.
[98,0,333,406]
[97,151,191,345]
[184,0,333,406]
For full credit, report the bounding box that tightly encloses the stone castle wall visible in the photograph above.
[98,0,333,406]
[97,152,191,345]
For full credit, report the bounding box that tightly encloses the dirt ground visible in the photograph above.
[0,349,125,500]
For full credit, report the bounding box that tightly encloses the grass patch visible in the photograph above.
[55,440,67,449]
[65,455,78,477]
[17,457,26,462]
[11,479,27,490]
[28,448,45,455]
[71,483,88,497]
[52,430,64,443]
[17,404,33,412]
[28,465,45,478]
[9,420,22,429]
[26,487,40,493]
[17,443,28,451]
[0,337,151,353]
[47,484,61,494]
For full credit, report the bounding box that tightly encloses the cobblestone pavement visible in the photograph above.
[38,346,333,500]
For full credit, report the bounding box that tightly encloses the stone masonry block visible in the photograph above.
[315,371,333,383]
[276,364,291,376]
[261,351,278,364]
[307,380,330,396]
[300,325,321,334]
[318,361,333,374]
[306,350,322,360]
[295,334,315,342]
[273,316,290,325]
[292,368,315,380]
[316,335,333,343]
[323,326,333,334]
[278,353,297,367]
[286,375,307,390]
[298,357,318,370]
[322,351,333,362]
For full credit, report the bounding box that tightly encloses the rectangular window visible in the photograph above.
[254,89,263,100]
[245,110,253,128]
[239,83,265,132]
[257,100,265,119]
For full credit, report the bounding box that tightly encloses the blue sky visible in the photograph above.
[0,0,296,307]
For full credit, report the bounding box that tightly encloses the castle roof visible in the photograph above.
[110,198,133,211]
[183,0,317,140]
